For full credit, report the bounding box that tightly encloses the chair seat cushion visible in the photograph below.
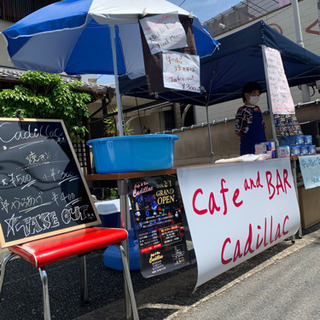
[8,227,128,268]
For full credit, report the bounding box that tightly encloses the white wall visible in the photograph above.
[0,20,15,68]
[195,0,320,124]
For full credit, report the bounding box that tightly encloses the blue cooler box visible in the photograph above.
[95,199,140,271]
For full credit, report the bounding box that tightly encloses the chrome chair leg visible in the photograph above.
[80,255,89,303]
[0,252,16,299]
[39,268,51,320]
[117,244,139,320]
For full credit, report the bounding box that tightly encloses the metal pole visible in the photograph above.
[206,105,214,163]
[118,244,140,320]
[291,0,310,102]
[110,24,125,136]
[261,45,278,146]
[204,60,217,164]
[117,179,131,319]
[291,0,304,47]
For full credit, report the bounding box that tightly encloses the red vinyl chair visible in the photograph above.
[0,227,139,320]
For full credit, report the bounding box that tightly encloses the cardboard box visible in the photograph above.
[255,142,275,158]
[298,186,320,229]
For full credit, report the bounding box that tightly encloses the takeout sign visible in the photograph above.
[0,119,100,247]
[139,12,187,55]
[163,51,200,92]
[140,12,201,92]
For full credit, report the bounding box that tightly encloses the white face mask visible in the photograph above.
[249,95,260,105]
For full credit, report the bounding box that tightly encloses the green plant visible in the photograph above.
[105,187,118,200]
[104,106,133,136]
[0,71,92,140]
[103,107,132,200]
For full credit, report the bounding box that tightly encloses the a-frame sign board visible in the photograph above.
[0,118,101,248]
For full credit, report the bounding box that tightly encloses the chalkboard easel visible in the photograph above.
[0,118,101,248]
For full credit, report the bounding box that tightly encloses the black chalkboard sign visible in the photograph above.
[0,118,101,248]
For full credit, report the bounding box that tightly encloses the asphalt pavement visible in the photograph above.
[0,223,319,320]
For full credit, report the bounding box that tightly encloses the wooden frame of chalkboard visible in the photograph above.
[0,118,101,248]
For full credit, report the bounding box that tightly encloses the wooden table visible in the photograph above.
[85,168,177,182]
[86,168,177,317]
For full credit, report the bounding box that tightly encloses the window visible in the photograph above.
[0,0,57,22]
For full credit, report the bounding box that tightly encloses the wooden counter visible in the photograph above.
[85,168,177,181]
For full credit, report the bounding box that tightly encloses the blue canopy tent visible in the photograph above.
[119,20,320,106]
[120,20,320,161]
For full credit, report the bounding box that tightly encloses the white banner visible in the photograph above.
[177,158,300,288]
[139,12,187,55]
[264,46,295,114]
[163,51,200,92]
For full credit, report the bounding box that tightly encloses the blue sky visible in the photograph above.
[169,0,242,23]
[96,0,241,84]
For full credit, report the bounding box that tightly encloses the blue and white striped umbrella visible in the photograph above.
[1,0,218,134]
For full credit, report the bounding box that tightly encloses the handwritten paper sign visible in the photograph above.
[263,46,295,114]
[139,12,187,55]
[163,51,200,92]
[128,175,189,278]
[177,158,300,288]
[0,119,100,248]
[298,155,320,189]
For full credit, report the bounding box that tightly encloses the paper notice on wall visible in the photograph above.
[139,12,187,55]
[163,51,200,92]
[263,46,295,114]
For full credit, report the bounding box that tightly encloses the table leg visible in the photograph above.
[118,179,133,319]
[291,159,303,239]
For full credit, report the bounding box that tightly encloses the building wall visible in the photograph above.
[0,20,15,67]
[128,112,164,134]
[174,103,320,167]
[195,0,320,124]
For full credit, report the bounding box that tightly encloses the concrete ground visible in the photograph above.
[0,223,319,320]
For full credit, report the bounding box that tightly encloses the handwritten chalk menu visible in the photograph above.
[298,155,320,189]
[128,175,189,278]
[163,51,200,92]
[139,12,187,55]
[263,46,295,114]
[0,119,100,248]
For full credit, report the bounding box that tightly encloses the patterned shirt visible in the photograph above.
[235,105,264,135]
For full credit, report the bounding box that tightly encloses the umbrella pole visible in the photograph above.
[110,25,124,137]
[110,25,133,320]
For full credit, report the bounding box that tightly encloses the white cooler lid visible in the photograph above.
[95,198,131,215]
